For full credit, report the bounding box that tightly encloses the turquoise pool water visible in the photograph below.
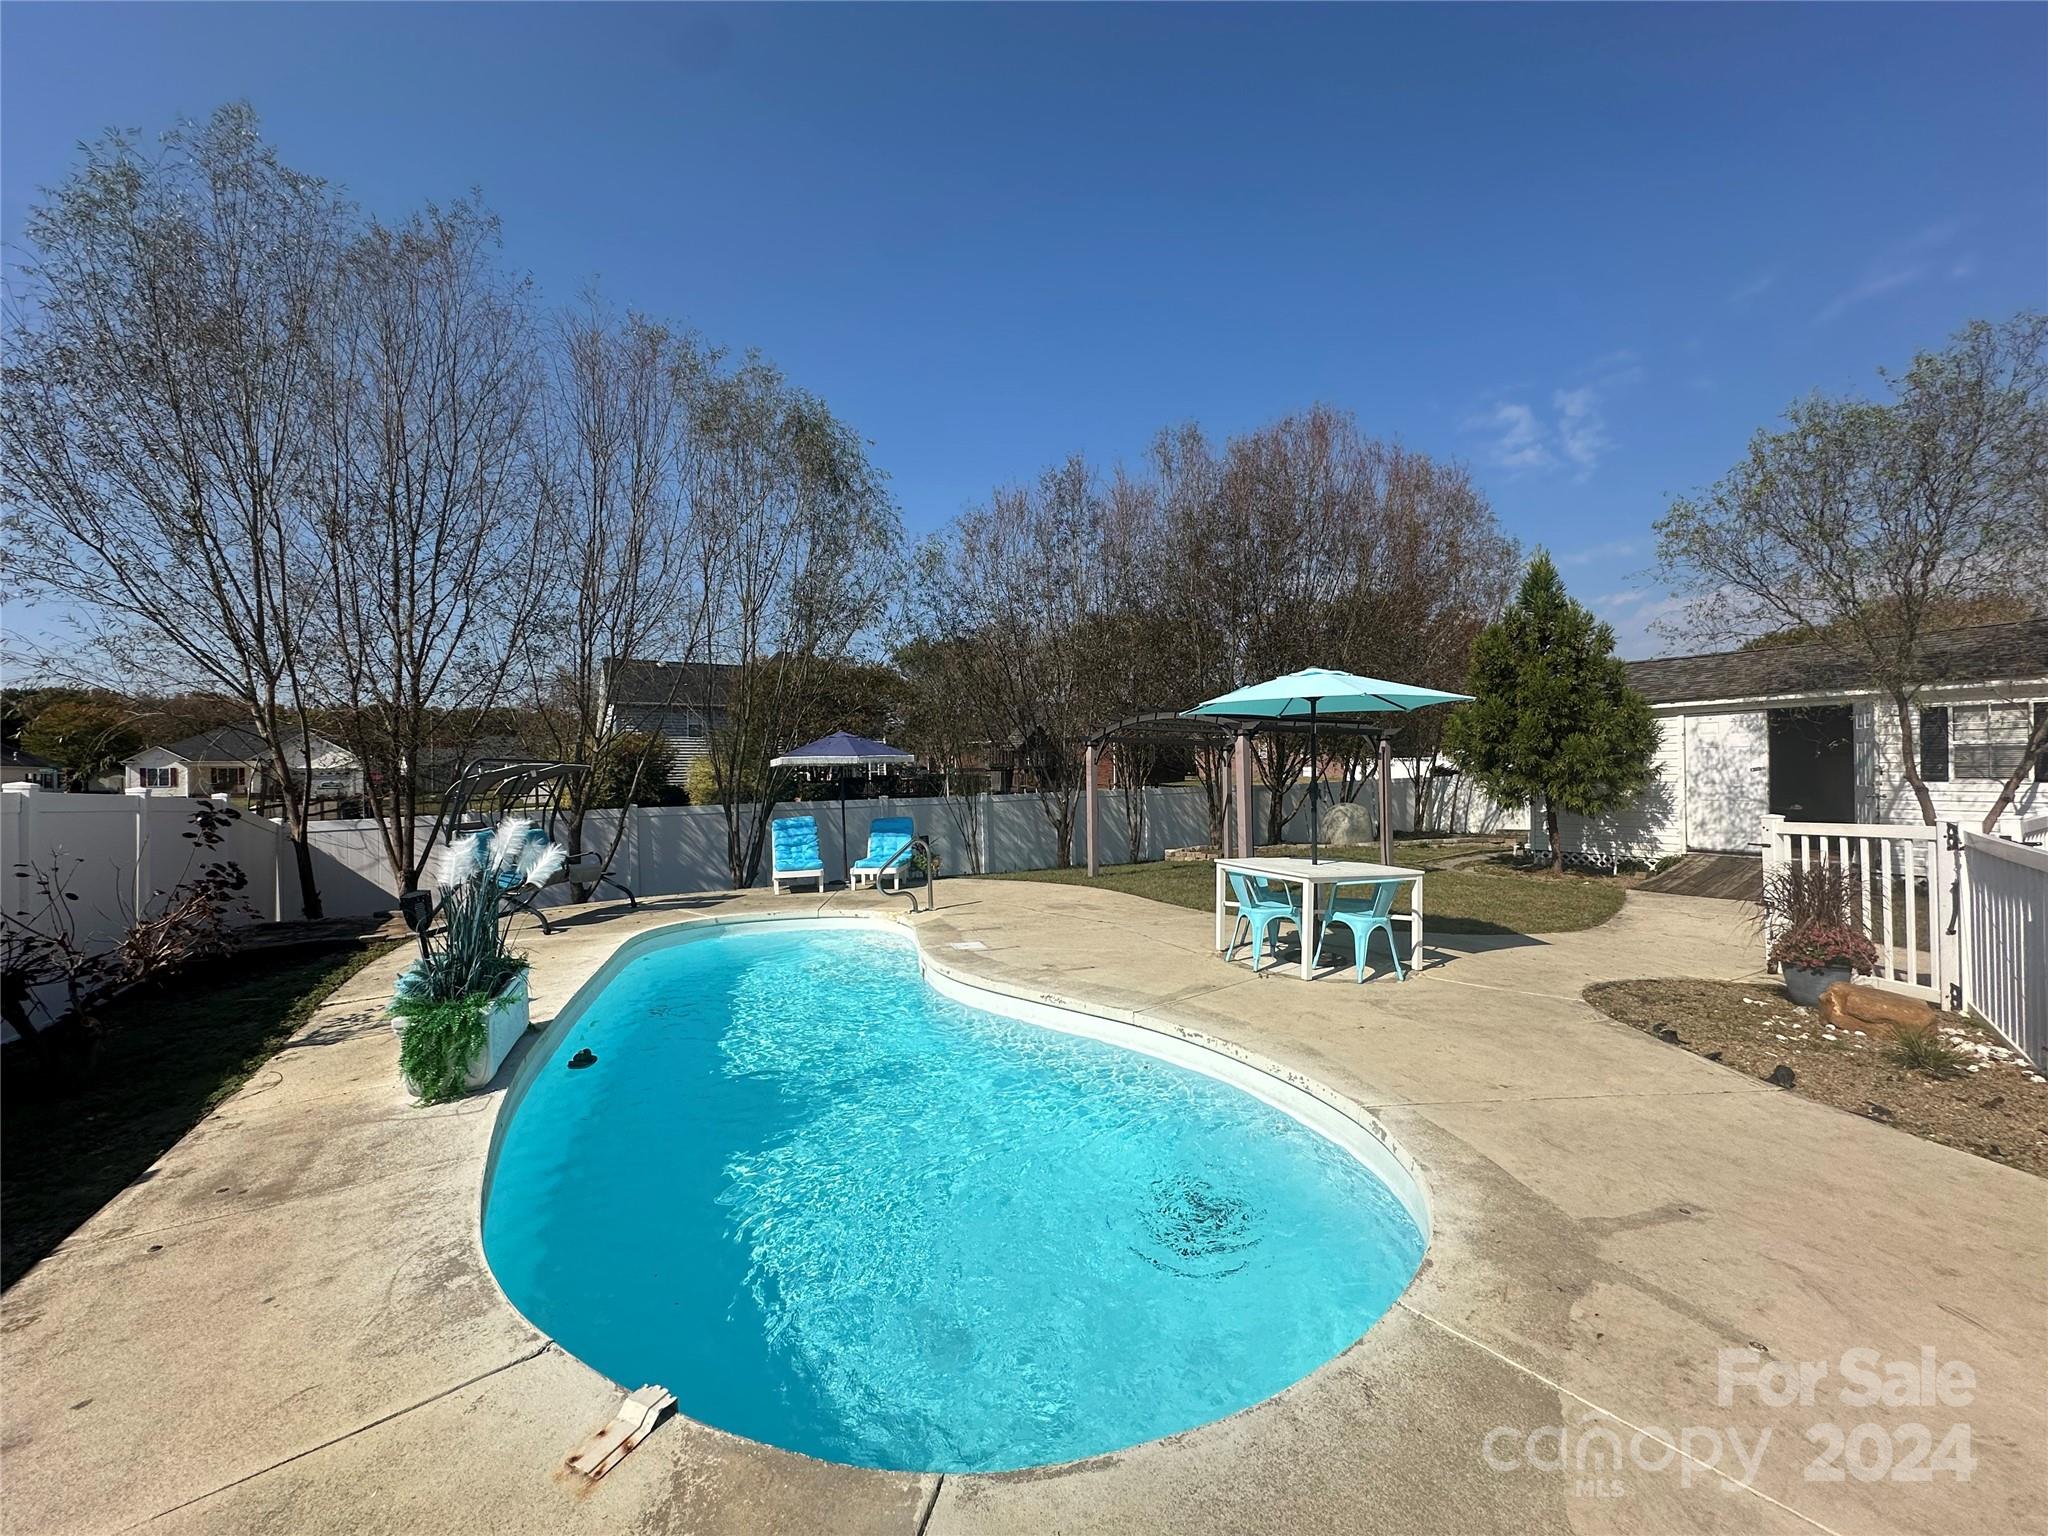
[481,921,1425,1473]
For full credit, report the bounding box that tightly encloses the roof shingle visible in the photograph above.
[1625,618,2048,705]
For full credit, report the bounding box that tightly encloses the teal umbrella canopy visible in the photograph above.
[1182,668,1472,865]
[1184,667,1471,719]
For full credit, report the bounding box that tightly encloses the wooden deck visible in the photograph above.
[1637,851,1762,902]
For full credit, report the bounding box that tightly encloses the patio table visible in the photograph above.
[1214,855,1425,981]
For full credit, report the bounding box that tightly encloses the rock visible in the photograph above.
[568,1048,597,1069]
[1767,1064,1796,1088]
[1705,1049,1723,1062]
[1318,801,1379,846]
[1866,1103,1894,1121]
[1656,1027,1682,1045]
[1818,982,1938,1038]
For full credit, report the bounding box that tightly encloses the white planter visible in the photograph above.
[391,970,530,1097]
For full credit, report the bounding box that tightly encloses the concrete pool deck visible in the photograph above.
[3,880,2042,1535]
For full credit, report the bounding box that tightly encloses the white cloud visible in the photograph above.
[1466,352,1641,482]
[1816,223,1960,324]
[1557,538,1643,569]
[1591,587,1694,659]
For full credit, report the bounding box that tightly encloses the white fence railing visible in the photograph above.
[1958,833,2047,1070]
[1763,814,2044,1068]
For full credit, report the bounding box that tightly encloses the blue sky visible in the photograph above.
[4,2,2044,659]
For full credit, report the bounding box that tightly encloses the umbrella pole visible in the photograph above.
[1308,699,1320,864]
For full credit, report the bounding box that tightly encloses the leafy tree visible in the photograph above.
[20,698,142,789]
[1444,553,1657,872]
[1657,312,2046,829]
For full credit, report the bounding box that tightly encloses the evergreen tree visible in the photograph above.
[1444,553,1656,872]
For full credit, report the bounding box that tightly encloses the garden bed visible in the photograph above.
[1584,978,2048,1178]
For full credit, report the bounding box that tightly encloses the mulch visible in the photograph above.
[1584,977,2048,1179]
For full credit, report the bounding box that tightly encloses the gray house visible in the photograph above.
[123,725,363,799]
[1535,619,2048,861]
[600,659,743,782]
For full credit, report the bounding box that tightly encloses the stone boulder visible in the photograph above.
[1317,800,1379,847]
[1817,981,1939,1038]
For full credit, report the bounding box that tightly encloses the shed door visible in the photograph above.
[1684,712,1770,851]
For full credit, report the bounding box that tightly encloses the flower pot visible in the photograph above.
[1782,963,1851,1008]
[390,970,530,1096]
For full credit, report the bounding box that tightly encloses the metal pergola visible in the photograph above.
[1079,712,1398,876]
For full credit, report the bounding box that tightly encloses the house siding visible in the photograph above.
[1867,682,2047,833]
[609,704,726,783]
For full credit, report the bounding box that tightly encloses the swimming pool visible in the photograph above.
[481,918,1427,1474]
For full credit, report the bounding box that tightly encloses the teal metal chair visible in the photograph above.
[1225,870,1302,972]
[771,815,825,894]
[1316,879,1407,982]
[849,816,916,891]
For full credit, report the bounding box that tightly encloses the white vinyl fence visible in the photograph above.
[1958,833,2047,1070]
[1763,814,2045,1068]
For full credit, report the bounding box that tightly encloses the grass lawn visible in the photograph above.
[992,839,1627,936]
[1,941,397,1290]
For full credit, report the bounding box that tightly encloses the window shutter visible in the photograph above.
[2036,703,2047,784]
[1918,706,1949,784]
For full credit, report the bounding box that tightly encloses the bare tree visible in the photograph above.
[1657,312,2046,829]
[312,198,542,888]
[1,105,345,916]
[519,302,702,878]
[686,354,899,888]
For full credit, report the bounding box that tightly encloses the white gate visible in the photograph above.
[1763,817,1954,1003]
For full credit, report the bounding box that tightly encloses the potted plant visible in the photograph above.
[1760,861,1881,1006]
[391,818,565,1102]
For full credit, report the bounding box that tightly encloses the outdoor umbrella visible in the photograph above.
[1182,668,1472,863]
[769,731,917,881]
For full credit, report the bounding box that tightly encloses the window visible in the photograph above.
[1950,703,2032,782]
[138,765,179,789]
[1917,706,1948,783]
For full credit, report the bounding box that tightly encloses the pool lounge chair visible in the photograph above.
[771,815,826,894]
[1224,870,1302,973]
[849,816,916,891]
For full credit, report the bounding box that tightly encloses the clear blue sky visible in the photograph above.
[5,2,2044,658]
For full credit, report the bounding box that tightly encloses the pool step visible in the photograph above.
[564,1385,676,1481]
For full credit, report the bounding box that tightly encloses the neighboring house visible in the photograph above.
[1534,619,2048,862]
[122,725,364,799]
[0,748,63,789]
[600,659,742,782]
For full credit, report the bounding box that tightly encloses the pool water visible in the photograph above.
[481,922,1426,1473]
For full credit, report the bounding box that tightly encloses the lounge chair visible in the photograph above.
[771,815,826,894]
[849,816,916,891]
[1315,879,1406,982]
[1224,870,1301,972]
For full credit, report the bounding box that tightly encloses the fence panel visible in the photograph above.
[1960,833,2047,1069]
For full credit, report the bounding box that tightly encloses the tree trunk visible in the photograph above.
[1893,693,1939,825]
[291,832,323,922]
[1546,800,1564,875]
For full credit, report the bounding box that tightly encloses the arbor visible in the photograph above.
[1444,554,1656,872]
[1,104,349,915]
[1657,312,2047,830]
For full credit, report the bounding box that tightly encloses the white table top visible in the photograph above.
[1215,856,1423,883]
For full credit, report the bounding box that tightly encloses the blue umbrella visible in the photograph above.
[771,732,916,881]
[1183,668,1472,862]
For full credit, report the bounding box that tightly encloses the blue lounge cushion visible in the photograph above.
[773,815,823,871]
[851,816,915,871]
